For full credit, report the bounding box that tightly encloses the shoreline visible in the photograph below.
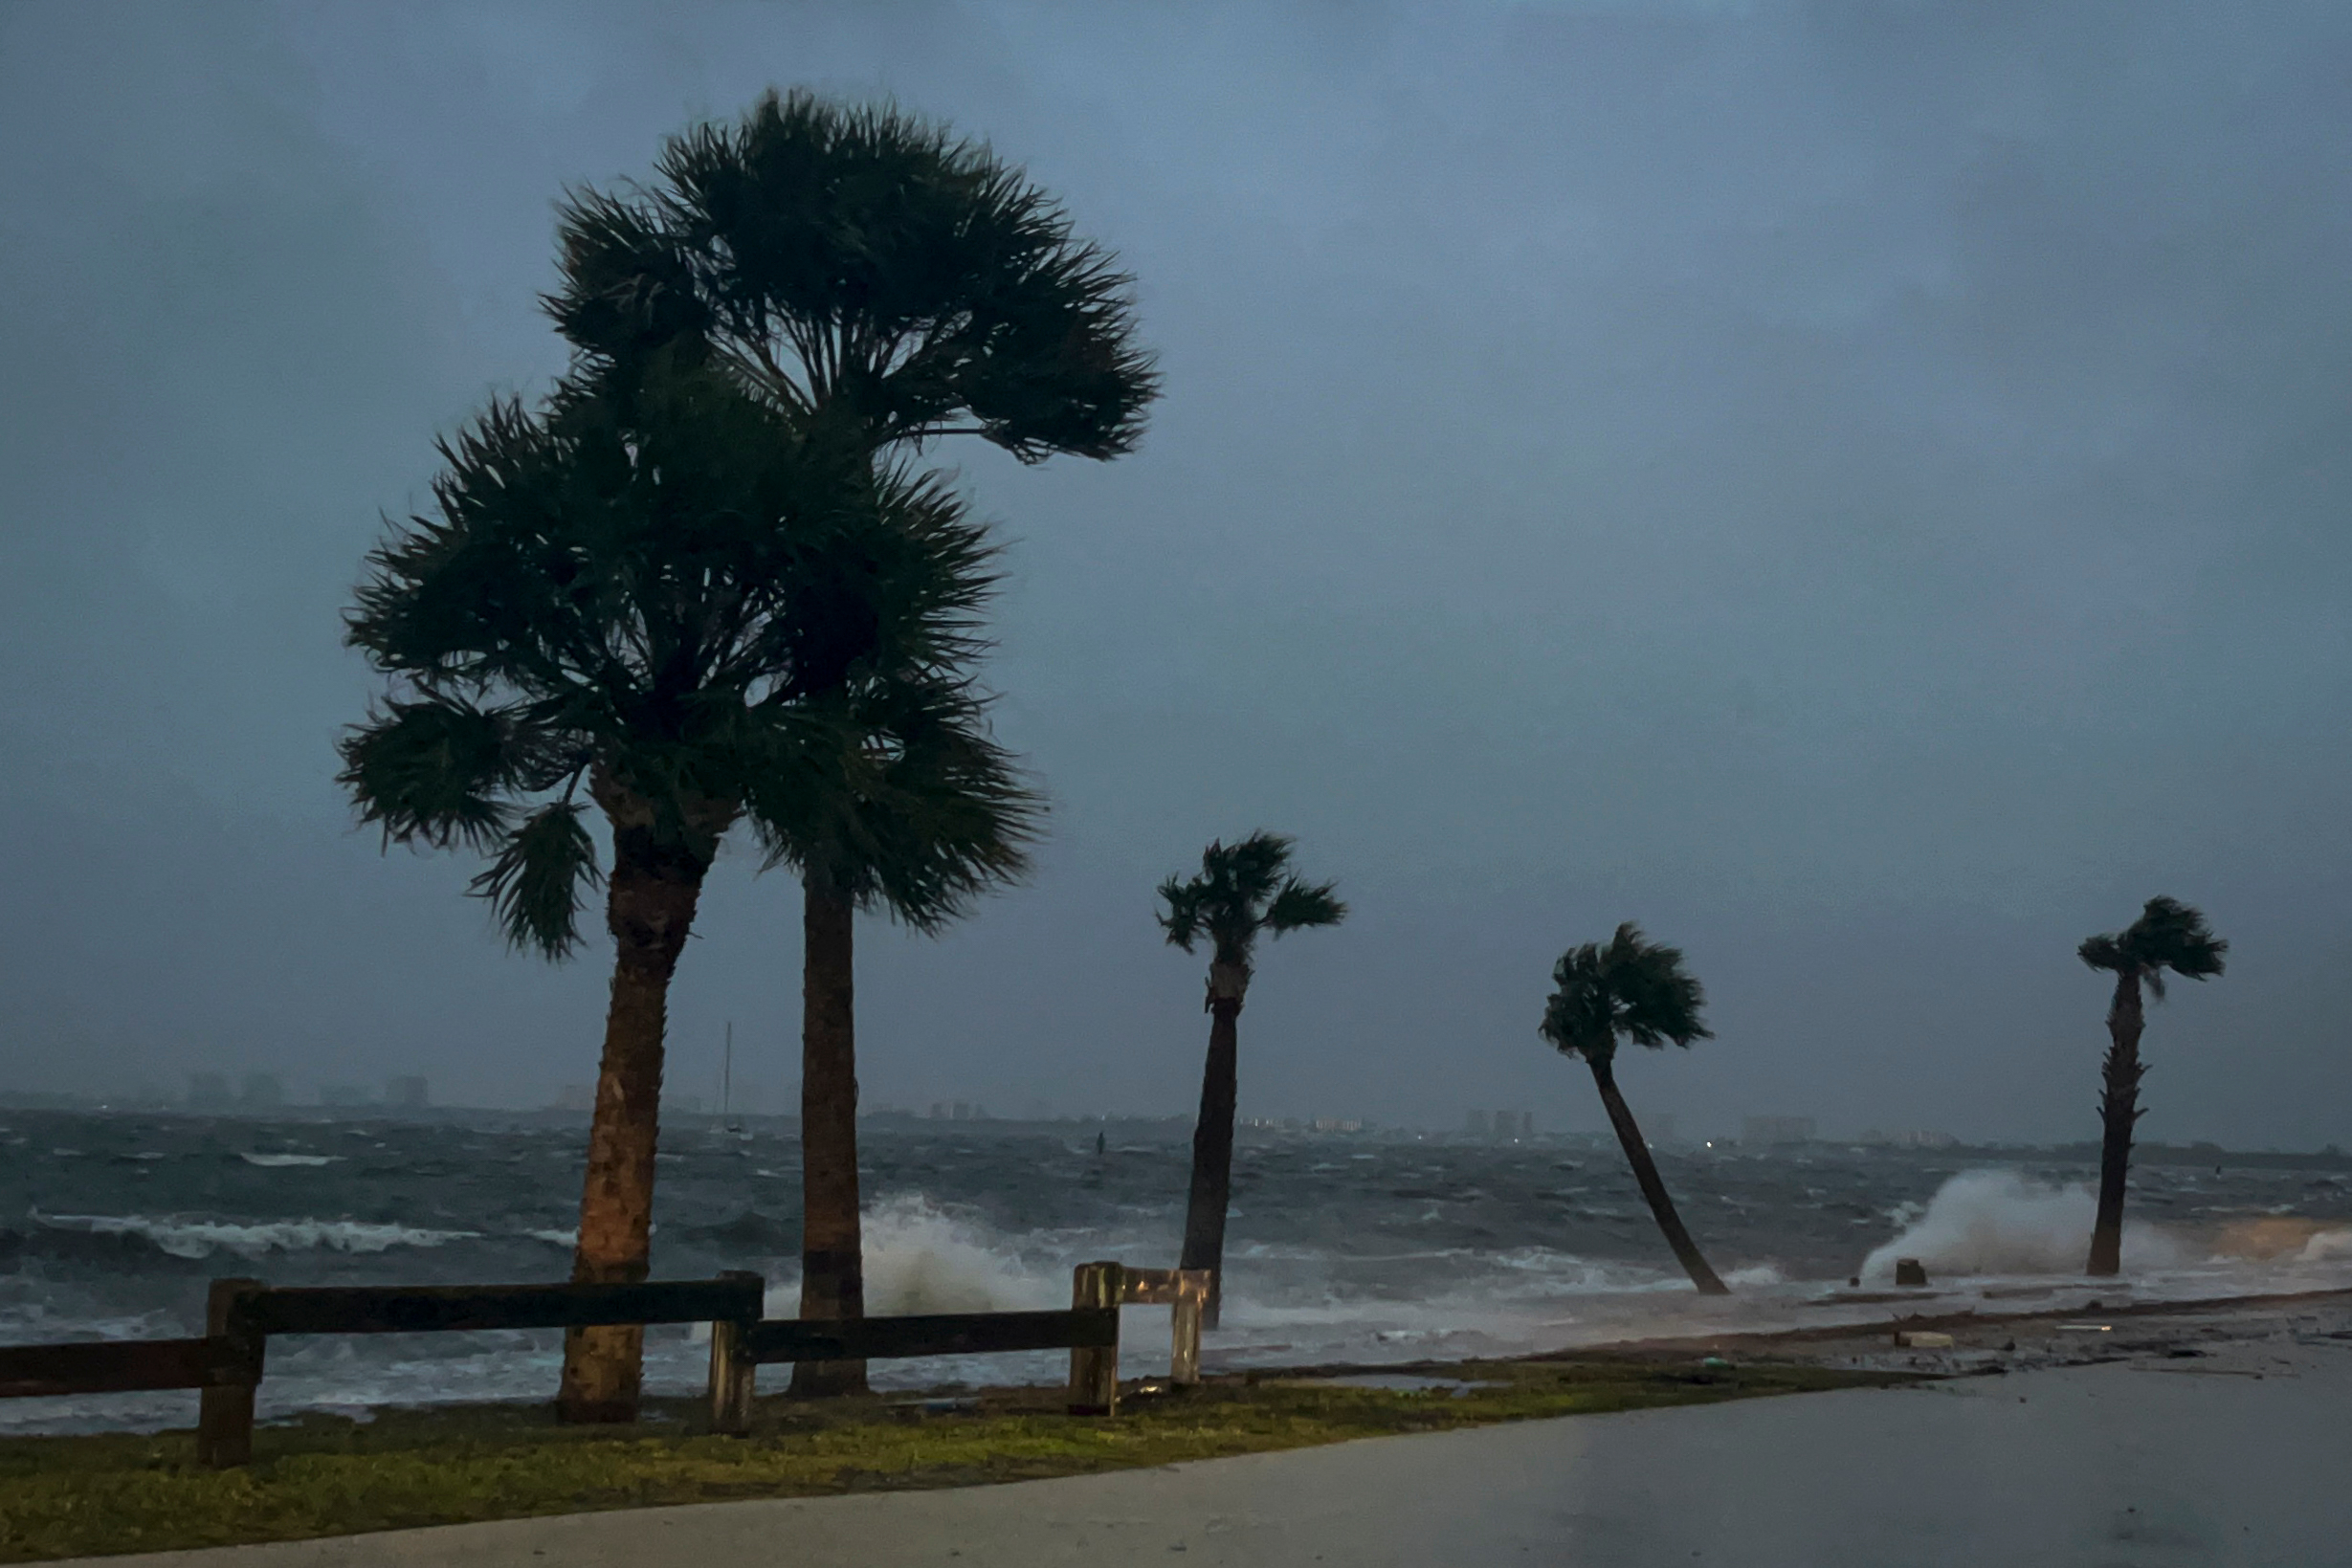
[11,1285,2352,1562]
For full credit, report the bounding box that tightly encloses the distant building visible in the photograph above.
[1465,1110,1491,1136]
[188,1072,232,1109]
[1492,1111,1534,1138]
[1855,1128,1957,1149]
[1311,1117,1364,1133]
[239,1072,283,1109]
[385,1075,429,1110]
[1742,1115,1816,1146]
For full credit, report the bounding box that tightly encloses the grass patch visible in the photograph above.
[0,1358,1907,1562]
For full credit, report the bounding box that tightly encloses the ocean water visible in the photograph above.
[6,1109,2352,1433]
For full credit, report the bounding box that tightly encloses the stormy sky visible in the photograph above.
[3,2,2349,1146]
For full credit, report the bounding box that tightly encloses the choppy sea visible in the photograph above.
[6,1108,2352,1433]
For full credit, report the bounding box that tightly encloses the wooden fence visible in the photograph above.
[0,1260,1212,1463]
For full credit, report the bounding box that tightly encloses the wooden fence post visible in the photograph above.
[196,1277,263,1469]
[1067,1261,1121,1416]
[1169,1269,1208,1385]
[706,1270,761,1436]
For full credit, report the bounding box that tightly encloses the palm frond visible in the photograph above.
[469,801,603,959]
[742,674,1041,933]
[337,697,528,850]
[1157,876,1206,951]
[1264,877,1347,936]
[2079,896,2227,999]
[2077,933,2129,973]
[1542,923,1711,1068]
[549,86,1159,464]
[1157,832,1341,967]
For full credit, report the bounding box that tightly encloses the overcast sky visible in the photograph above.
[2,1,2349,1145]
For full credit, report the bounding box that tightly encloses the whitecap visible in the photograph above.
[35,1212,477,1259]
[239,1154,341,1168]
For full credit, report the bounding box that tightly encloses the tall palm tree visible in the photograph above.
[1157,833,1344,1327]
[340,358,1032,1422]
[1540,924,1728,1295]
[2077,896,2227,1277]
[545,90,1157,1367]
[758,679,1039,1397]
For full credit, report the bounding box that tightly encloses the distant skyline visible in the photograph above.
[4,4,2351,1147]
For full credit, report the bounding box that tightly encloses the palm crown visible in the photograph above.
[1157,832,1346,977]
[1541,923,1713,1071]
[2077,895,2228,1001]
[546,89,1159,464]
[339,357,1036,955]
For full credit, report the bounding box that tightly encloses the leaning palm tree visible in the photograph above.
[340,357,1032,1422]
[2077,896,2227,1277]
[1158,833,1344,1326]
[1541,924,1728,1295]
[546,90,1157,1360]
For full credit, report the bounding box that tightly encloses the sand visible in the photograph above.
[74,1295,2352,1567]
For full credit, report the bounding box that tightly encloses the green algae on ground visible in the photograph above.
[0,1358,1905,1563]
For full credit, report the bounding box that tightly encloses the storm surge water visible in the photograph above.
[4,1109,2351,1432]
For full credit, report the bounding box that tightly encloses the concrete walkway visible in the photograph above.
[97,1334,2352,1567]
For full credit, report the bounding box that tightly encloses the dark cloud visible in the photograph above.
[2,2,2348,1146]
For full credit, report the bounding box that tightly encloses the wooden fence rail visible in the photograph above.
[743,1308,1117,1366]
[0,1264,1200,1461]
[232,1276,766,1337]
[0,1336,249,1401]
[1066,1262,1211,1415]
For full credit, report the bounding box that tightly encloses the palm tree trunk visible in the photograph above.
[557,844,706,1423]
[1179,990,1244,1328]
[1590,1058,1729,1295]
[792,882,866,1396]
[2087,970,2145,1278]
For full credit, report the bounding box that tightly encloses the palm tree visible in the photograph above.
[545,91,1157,1370]
[2077,896,2227,1277]
[1540,924,1728,1295]
[340,357,1032,1421]
[1157,833,1345,1326]
[758,679,1039,1397]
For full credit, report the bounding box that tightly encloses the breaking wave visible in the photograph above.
[763,1194,1062,1318]
[1857,1169,2180,1280]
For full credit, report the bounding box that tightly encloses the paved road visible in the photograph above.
[99,1335,2352,1567]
